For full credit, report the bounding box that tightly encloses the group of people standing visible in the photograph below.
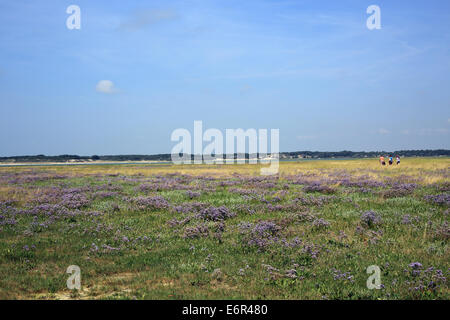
[380,155,400,166]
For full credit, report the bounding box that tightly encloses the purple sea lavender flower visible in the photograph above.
[92,191,118,199]
[133,196,169,210]
[409,262,423,269]
[186,190,201,199]
[401,214,412,225]
[183,224,209,239]
[196,206,235,221]
[424,194,450,206]
[285,269,298,279]
[101,244,121,253]
[361,210,382,228]
[90,243,99,252]
[312,218,330,229]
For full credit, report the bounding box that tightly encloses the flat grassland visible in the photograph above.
[0,158,448,299]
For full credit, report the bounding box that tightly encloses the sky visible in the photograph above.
[0,0,449,156]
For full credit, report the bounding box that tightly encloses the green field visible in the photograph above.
[0,158,448,299]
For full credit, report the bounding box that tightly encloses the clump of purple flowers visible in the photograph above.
[312,218,330,229]
[168,216,192,227]
[196,206,235,221]
[285,269,298,279]
[408,262,423,275]
[248,221,280,237]
[101,244,121,253]
[332,268,354,283]
[261,264,281,281]
[186,190,201,199]
[433,221,449,240]
[294,195,336,207]
[424,194,450,206]
[92,191,118,199]
[27,203,68,216]
[90,243,99,252]
[132,196,169,211]
[213,222,225,242]
[404,263,447,292]
[303,181,336,194]
[183,224,209,239]
[137,183,158,192]
[382,183,417,198]
[239,221,281,251]
[60,192,90,209]
[171,202,208,214]
[361,210,382,228]
[233,204,256,216]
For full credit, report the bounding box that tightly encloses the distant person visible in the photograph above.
[380,156,385,166]
[388,155,393,165]
[396,155,400,165]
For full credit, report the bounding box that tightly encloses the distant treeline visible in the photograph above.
[0,149,449,163]
[281,149,450,159]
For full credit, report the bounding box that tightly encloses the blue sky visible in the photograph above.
[0,0,449,156]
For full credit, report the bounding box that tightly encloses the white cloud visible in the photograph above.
[96,80,116,94]
[377,128,390,134]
